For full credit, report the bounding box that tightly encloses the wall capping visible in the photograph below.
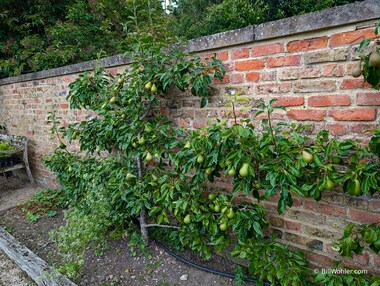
[0,0,379,85]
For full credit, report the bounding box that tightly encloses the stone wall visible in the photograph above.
[0,0,379,274]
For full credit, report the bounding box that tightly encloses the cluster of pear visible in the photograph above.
[144,81,158,93]
[352,46,380,77]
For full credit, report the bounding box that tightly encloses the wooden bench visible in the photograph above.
[0,134,34,185]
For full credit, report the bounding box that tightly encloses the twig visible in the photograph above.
[142,224,180,229]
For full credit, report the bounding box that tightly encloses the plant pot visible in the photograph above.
[0,156,20,168]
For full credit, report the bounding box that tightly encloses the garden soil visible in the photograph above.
[0,176,252,286]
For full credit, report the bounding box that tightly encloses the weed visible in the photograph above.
[21,188,68,220]
[234,265,247,286]
[146,260,162,275]
[26,212,40,223]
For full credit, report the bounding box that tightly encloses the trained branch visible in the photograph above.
[139,100,154,120]
[142,224,180,229]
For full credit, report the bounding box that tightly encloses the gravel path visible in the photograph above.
[0,250,36,286]
[0,175,38,286]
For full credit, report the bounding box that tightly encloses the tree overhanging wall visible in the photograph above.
[0,0,379,274]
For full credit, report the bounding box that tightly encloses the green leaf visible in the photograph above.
[359,39,371,49]
[201,97,208,108]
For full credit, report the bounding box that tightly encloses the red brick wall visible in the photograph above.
[177,28,380,142]
[0,19,379,274]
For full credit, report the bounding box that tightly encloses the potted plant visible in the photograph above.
[0,140,20,168]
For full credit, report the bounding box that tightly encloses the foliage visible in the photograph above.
[173,0,363,39]
[354,21,380,89]
[263,0,361,20]
[233,265,247,286]
[0,0,168,78]
[175,100,379,214]
[0,140,15,158]
[233,237,310,286]
[175,0,267,38]
[369,129,380,158]
[1,0,367,76]
[0,141,14,151]
[49,190,114,277]
[21,188,68,221]
[314,261,379,286]
[332,223,380,257]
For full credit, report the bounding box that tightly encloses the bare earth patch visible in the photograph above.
[0,175,37,213]
[0,176,252,286]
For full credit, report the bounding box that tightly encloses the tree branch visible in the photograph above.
[142,224,180,229]
[139,100,153,120]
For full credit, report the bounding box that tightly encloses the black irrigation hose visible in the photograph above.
[155,239,272,285]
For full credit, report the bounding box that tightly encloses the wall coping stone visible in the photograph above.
[0,0,379,85]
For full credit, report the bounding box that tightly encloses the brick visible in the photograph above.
[284,220,301,231]
[216,51,228,61]
[322,64,344,77]
[368,199,380,213]
[235,60,265,71]
[303,201,346,217]
[278,68,299,80]
[306,240,324,251]
[300,66,321,78]
[350,123,377,134]
[269,216,284,227]
[199,53,214,59]
[288,37,328,52]
[327,217,350,232]
[251,43,284,57]
[230,73,244,84]
[349,209,380,224]
[273,97,304,107]
[193,119,207,128]
[303,226,340,240]
[231,48,249,60]
[340,78,364,89]
[343,253,369,267]
[374,255,380,267]
[284,233,324,251]
[304,49,348,64]
[357,92,380,105]
[178,118,190,127]
[256,83,291,94]
[329,109,376,121]
[60,103,69,109]
[351,253,369,266]
[224,62,233,71]
[261,71,276,81]
[214,74,230,84]
[326,123,349,135]
[330,28,378,47]
[308,94,351,107]
[287,109,326,121]
[294,80,336,93]
[246,72,260,82]
[345,196,368,210]
[306,252,334,268]
[268,55,301,67]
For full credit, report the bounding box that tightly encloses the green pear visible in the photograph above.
[239,163,249,177]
